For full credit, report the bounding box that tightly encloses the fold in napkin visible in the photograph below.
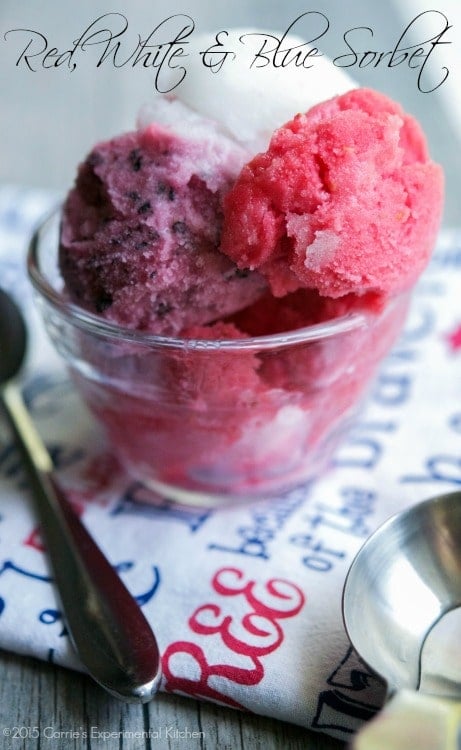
[0,186,460,741]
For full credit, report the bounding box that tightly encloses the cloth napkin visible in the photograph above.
[0,185,460,741]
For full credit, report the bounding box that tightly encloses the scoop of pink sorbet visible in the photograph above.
[220,88,444,299]
[59,119,266,334]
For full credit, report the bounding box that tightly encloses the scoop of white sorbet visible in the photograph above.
[139,27,357,153]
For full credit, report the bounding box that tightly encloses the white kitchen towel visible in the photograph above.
[0,185,460,741]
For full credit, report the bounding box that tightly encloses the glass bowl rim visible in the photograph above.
[27,207,371,353]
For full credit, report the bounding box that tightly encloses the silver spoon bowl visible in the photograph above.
[0,287,162,702]
[343,490,461,749]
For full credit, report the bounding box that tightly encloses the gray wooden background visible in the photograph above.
[1,0,460,224]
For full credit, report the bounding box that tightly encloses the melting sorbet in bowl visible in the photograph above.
[28,88,443,506]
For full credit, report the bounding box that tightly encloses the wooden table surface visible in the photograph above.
[0,649,347,749]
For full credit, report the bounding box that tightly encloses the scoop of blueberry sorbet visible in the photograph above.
[59,110,266,335]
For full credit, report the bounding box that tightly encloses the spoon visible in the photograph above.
[0,287,161,702]
[342,490,461,749]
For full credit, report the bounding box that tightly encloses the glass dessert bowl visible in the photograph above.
[28,210,410,507]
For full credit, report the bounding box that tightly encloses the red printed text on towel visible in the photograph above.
[162,566,305,708]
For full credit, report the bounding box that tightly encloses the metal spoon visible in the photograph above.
[0,287,162,702]
[343,490,461,749]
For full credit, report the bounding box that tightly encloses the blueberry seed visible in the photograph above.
[129,149,143,172]
[137,201,152,215]
[95,293,113,312]
[155,301,173,318]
